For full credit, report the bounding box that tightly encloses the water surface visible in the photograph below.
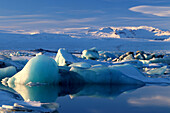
[1,84,170,113]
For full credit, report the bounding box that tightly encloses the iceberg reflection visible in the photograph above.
[8,84,83,103]
[70,84,144,99]
[5,83,144,103]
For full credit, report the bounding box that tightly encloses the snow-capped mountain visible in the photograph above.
[0,26,170,41]
[86,26,170,40]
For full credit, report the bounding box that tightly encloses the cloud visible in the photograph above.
[0,15,45,19]
[56,10,105,15]
[19,18,97,25]
[128,96,170,106]
[129,5,170,17]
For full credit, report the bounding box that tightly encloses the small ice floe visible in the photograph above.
[116,59,143,68]
[81,47,99,60]
[99,51,117,61]
[118,52,134,61]
[4,55,60,85]
[143,63,165,68]
[36,52,44,56]
[0,66,17,80]
[146,66,167,75]
[69,62,91,69]
[135,51,145,60]
[91,64,104,68]
[0,103,58,112]
[150,57,170,65]
[123,54,134,61]
[55,48,77,66]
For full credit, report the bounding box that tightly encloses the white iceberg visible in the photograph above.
[70,64,144,85]
[4,55,60,85]
[135,53,145,60]
[69,62,91,69]
[150,57,170,65]
[81,47,99,60]
[147,66,167,75]
[71,64,170,85]
[55,48,77,66]
[123,54,134,61]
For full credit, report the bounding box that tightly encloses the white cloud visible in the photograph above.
[129,5,170,17]
[0,15,45,19]
[19,18,97,25]
[128,96,170,106]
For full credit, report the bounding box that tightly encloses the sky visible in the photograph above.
[0,0,170,33]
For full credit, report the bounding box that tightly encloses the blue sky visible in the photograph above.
[0,0,170,32]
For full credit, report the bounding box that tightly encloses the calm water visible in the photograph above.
[1,84,170,113]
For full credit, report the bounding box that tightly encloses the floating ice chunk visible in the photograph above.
[99,52,117,59]
[118,60,143,68]
[0,66,17,80]
[91,64,104,68]
[135,53,144,60]
[147,66,167,75]
[139,60,151,65]
[143,54,153,60]
[81,47,99,60]
[55,48,77,66]
[118,52,134,61]
[150,57,170,65]
[69,62,91,69]
[123,54,134,61]
[5,55,60,85]
[70,65,144,85]
[143,63,164,68]
[109,64,146,81]
[36,52,43,56]
[111,64,170,84]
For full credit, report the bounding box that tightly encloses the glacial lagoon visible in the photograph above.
[1,83,170,113]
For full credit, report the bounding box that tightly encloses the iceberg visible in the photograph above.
[81,47,99,60]
[0,66,17,80]
[70,65,145,85]
[99,52,117,60]
[150,57,170,65]
[4,55,60,85]
[71,64,170,85]
[147,66,167,75]
[55,48,77,66]
[69,62,91,69]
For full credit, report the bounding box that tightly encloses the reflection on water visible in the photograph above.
[1,83,170,113]
[71,84,143,99]
[0,83,143,103]
[4,84,83,103]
